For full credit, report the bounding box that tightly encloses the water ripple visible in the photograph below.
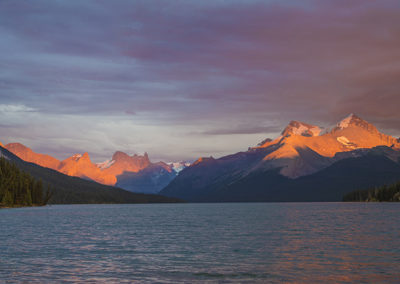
[0,203,399,283]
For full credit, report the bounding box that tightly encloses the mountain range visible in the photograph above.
[0,146,181,204]
[2,114,400,202]
[2,143,189,194]
[160,114,400,201]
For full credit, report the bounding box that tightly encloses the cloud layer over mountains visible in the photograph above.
[1,0,399,161]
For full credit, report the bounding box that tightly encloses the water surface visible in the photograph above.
[0,203,399,283]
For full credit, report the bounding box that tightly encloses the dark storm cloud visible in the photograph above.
[1,0,400,160]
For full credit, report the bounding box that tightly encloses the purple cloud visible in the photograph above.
[0,0,399,161]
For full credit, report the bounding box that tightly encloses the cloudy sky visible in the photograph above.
[1,0,399,162]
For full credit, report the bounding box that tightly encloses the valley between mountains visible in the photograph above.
[2,114,400,203]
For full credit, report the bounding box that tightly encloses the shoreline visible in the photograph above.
[0,204,47,209]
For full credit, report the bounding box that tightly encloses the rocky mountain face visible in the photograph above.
[4,113,399,201]
[0,145,181,204]
[101,151,151,177]
[116,162,177,194]
[160,114,400,201]
[5,143,61,170]
[58,153,116,185]
[250,114,399,178]
[3,143,189,194]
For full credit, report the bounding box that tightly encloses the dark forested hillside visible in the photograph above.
[0,146,181,204]
[0,157,51,207]
[161,151,400,202]
[343,181,400,202]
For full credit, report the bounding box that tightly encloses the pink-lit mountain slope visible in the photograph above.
[5,143,61,170]
[3,144,189,193]
[161,114,400,202]
[251,114,399,178]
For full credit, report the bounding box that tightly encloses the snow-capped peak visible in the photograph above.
[282,121,322,137]
[332,113,378,134]
[72,154,82,160]
[168,161,191,173]
[70,152,91,162]
[336,113,355,129]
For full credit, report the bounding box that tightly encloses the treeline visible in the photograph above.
[343,181,400,202]
[0,157,52,207]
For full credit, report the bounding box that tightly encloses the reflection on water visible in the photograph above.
[0,203,399,283]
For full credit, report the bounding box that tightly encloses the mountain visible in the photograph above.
[100,151,151,177]
[160,114,400,202]
[168,161,191,173]
[98,154,190,194]
[3,143,185,194]
[3,143,118,184]
[5,143,60,169]
[252,114,399,178]
[116,162,177,194]
[111,160,191,194]
[0,145,181,204]
[58,152,116,185]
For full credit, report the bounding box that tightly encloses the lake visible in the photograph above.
[0,203,399,283]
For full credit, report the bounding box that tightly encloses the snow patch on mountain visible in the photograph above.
[336,136,357,149]
[282,121,322,137]
[309,126,322,136]
[168,161,191,173]
[292,124,309,135]
[337,113,354,129]
[97,159,115,170]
